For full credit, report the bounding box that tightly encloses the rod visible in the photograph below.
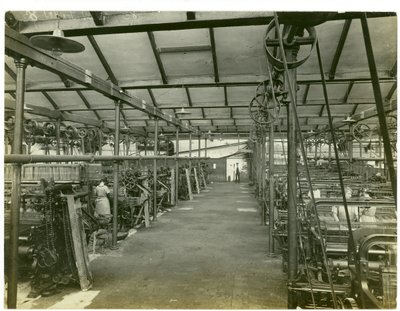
[175,127,180,205]
[55,118,61,155]
[261,134,266,225]
[111,101,120,249]
[153,118,158,221]
[189,133,192,172]
[360,14,397,200]
[4,155,209,163]
[98,128,102,155]
[198,135,201,157]
[204,137,208,157]
[268,123,275,253]
[8,58,27,309]
[285,46,298,286]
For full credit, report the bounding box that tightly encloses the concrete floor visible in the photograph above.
[19,182,287,309]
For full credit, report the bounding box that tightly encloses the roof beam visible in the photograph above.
[57,74,72,87]
[343,81,355,103]
[147,89,158,107]
[18,12,394,37]
[302,84,310,125]
[76,90,101,120]
[302,83,310,104]
[351,103,359,116]
[87,34,128,127]
[42,91,59,110]
[5,75,395,94]
[25,104,62,119]
[120,110,130,128]
[209,28,219,83]
[158,45,210,53]
[185,87,193,107]
[385,82,397,101]
[389,61,397,77]
[147,31,168,84]
[5,27,197,133]
[385,83,397,101]
[60,100,381,112]
[328,19,352,80]
[90,11,104,26]
[88,35,118,84]
[5,63,16,80]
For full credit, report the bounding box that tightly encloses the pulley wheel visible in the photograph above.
[87,128,97,139]
[23,119,38,134]
[43,122,56,136]
[352,123,371,141]
[264,20,317,70]
[77,128,88,138]
[65,125,77,138]
[5,116,15,131]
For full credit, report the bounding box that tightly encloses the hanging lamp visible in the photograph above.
[29,14,85,56]
[175,107,191,115]
[342,115,356,124]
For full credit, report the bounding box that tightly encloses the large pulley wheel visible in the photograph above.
[23,119,38,134]
[65,125,77,138]
[5,116,15,131]
[352,123,371,141]
[77,128,88,138]
[249,80,282,125]
[43,122,56,136]
[264,20,317,70]
[87,128,97,140]
[249,94,270,125]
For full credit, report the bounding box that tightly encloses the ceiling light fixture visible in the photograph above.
[29,15,85,56]
[175,107,191,115]
[342,115,356,124]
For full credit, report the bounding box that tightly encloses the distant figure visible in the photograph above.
[235,163,240,183]
[95,177,112,218]
[332,186,358,222]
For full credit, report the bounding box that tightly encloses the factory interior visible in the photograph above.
[3,10,398,309]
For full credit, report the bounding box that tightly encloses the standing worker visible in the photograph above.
[95,177,112,221]
[235,163,240,183]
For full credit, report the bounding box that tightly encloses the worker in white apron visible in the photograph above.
[95,178,111,218]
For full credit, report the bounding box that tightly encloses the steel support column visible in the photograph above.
[361,14,397,200]
[286,49,298,284]
[189,133,192,171]
[261,133,266,225]
[175,128,180,205]
[111,101,120,249]
[8,58,27,309]
[268,124,275,253]
[98,128,102,155]
[198,135,201,157]
[204,137,207,158]
[55,118,61,155]
[153,118,159,221]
